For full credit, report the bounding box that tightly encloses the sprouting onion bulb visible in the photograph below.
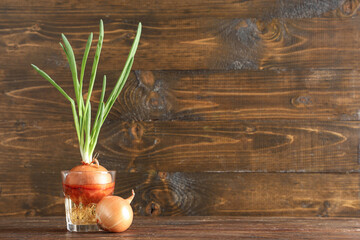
[31,20,142,164]
[65,162,111,185]
[96,190,135,232]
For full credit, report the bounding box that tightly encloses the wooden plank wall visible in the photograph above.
[1,0,360,217]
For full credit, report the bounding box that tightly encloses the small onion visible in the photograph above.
[96,190,135,232]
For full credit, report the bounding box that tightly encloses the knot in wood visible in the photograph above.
[256,19,281,41]
[136,70,155,89]
[340,0,359,16]
[291,95,313,108]
[31,23,41,31]
[158,172,168,180]
[15,120,26,131]
[146,202,161,216]
[25,209,36,217]
[129,122,144,143]
[146,92,165,110]
[317,200,330,217]
[234,19,260,45]
[245,126,256,133]
[135,70,171,116]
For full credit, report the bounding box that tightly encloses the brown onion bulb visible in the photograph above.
[63,162,115,205]
[96,190,135,232]
[65,162,112,186]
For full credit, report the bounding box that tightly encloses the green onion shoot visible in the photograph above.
[31,20,142,164]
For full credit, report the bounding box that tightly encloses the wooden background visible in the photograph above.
[1,0,360,217]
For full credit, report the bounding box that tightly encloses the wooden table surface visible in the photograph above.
[1,216,360,239]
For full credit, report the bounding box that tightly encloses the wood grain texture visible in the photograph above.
[99,120,360,173]
[2,216,360,239]
[3,69,360,173]
[0,0,347,19]
[0,119,359,173]
[0,1,359,70]
[1,172,359,217]
[3,69,360,122]
[118,70,360,121]
[1,0,360,218]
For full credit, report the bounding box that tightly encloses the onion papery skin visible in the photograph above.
[70,164,108,172]
[96,195,134,232]
[63,164,114,205]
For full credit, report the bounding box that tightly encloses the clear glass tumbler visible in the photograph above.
[61,170,116,232]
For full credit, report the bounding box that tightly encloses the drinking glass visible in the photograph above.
[61,170,116,232]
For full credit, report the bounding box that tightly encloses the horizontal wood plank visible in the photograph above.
[3,70,360,121]
[1,172,359,217]
[0,9,359,70]
[133,172,360,217]
[99,120,360,173]
[0,120,359,173]
[0,0,349,19]
[113,70,360,121]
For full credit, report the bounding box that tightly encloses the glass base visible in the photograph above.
[67,222,102,232]
[64,196,101,232]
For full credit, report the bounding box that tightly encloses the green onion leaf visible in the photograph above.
[31,64,73,102]
[104,22,142,123]
[60,34,80,107]
[84,20,104,113]
[84,101,91,159]
[90,102,105,155]
[79,33,93,114]
[31,64,81,142]
[92,75,107,138]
